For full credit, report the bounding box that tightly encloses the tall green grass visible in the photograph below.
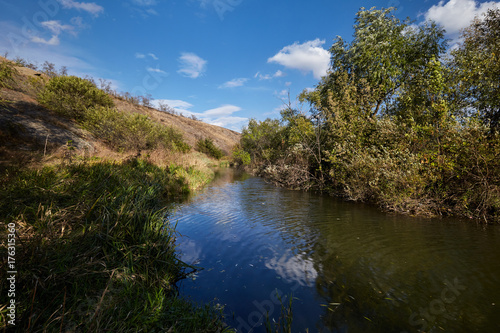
[0,158,230,332]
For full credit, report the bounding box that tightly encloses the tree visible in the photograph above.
[451,8,500,132]
[241,118,283,163]
[303,7,447,119]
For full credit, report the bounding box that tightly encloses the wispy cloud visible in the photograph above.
[128,0,159,17]
[147,66,168,75]
[219,78,248,88]
[268,39,330,79]
[151,99,247,131]
[57,0,104,17]
[200,105,247,130]
[254,70,286,80]
[131,0,158,5]
[30,20,79,46]
[135,52,159,60]
[41,20,75,35]
[31,35,60,46]
[177,52,207,79]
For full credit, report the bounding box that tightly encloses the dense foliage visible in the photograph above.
[241,7,500,222]
[196,138,224,160]
[38,75,114,119]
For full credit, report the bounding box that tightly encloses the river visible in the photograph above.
[169,168,500,332]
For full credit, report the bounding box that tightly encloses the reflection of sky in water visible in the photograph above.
[171,169,500,332]
[176,238,202,264]
[265,250,318,287]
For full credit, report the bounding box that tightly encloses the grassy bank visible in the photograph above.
[0,157,230,331]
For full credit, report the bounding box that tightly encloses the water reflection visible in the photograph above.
[171,169,500,332]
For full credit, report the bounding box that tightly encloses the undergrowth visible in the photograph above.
[0,158,229,332]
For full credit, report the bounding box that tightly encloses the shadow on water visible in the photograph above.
[170,168,500,333]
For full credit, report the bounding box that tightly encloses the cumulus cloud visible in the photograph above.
[268,39,330,79]
[57,0,104,17]
[177,52,207,79]
[219,78,248,88]
[424,0,500,36]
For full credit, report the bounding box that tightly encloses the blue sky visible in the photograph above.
[1,0,499,131]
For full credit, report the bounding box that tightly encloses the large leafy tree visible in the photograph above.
[451,8,500,132]
[303,7,447,119]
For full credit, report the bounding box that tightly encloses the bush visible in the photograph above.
[196,138,224,160]
[0,61,16,89]
[38,75,114,119]
[83,106,190,152]
[231,145,251,165]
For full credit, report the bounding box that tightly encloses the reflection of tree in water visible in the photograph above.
[312,248,414,332]
[311,242,485,333]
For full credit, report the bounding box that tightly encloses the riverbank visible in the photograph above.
[0,155,233,331]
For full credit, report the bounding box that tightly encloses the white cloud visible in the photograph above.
[151,99,246,131]
[219,78,248,88]
[153,99,194,110]
[177,52,207,79]
[203,105,241,117]
[201,105,247,131]
[424,0,500,36]
[274,70,286,78]
[131,0,158,5]
[147,67,167,75]
[58,0,104,17]
[254,70,286,80]
[30,20,79,46]
[265,250,318,287]
[268,39,330,79]
[209,116,248,128]
[31,35,60,46]
[41,20,75,35]
[135,52,146,59]
[148,53,159,60]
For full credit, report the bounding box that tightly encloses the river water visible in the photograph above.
[169,168,500,332]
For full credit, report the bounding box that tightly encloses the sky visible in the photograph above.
[1,0,499,132]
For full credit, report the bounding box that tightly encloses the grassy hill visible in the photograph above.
[0,56,238,331]
[0,55,240,168]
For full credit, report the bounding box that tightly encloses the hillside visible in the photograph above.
[0,56,240,166]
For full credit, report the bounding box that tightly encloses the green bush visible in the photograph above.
[196,138,224,160]
[0,61,16,89]
[231,145,251,165]
[38,75,114,119]
[83,106,191,152]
